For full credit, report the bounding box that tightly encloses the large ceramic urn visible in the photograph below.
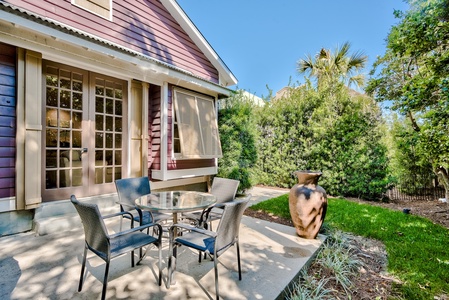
[289,171,327,239]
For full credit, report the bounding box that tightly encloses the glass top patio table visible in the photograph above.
[135,191,216,226]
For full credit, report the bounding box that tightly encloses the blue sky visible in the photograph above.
[177,0,410,98]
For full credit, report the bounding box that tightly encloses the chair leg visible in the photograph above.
[78,246,88,292]
[236,242,242,280]
[131,250,135,267]
[158,242,162,286]
[214,256,219,300]
[101,261,110,300]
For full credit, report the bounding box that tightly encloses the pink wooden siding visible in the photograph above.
[0,43,16,198]
[7,0,219,83]
[148,84,161,175]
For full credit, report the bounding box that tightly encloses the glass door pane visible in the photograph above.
[44,65,84,190]
[93,77,123,184]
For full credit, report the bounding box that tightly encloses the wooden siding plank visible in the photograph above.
[0,178,15,187]
[0,116,15,127]
[0,96,16,107]
[0,85,15,97]
[0,157,15,168]
[0,106,16,117]
[0,64,15,75]
[0,147,15,157]
[0,127,15,137]
[0,167,15,178]
[0,46,16,58]
[0,75,16,87]
[0,137,15,147]
[151,144,160,152]
[167,159,215,170]
[0,189,15,198]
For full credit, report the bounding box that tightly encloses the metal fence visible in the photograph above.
[386,186,446,201]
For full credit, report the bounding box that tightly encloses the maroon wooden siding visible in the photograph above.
[0,43,16,198]
[8,0,219,83]
[148,84,161,175]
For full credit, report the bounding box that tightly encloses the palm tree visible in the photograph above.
[297,42,367,88]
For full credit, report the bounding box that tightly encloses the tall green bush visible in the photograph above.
[217,91,259,193]
[254,81,391,200]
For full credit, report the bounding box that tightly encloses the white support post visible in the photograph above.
[160,82,169,180]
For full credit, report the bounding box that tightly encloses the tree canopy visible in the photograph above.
[297,41,368,88]
[367,0,449,199]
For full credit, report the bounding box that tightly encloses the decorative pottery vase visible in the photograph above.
[289,171,327,239]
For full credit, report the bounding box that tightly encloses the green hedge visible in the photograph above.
[218,83,390,200]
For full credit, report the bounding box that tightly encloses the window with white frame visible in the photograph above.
[72,0,112,20]
[173,89,222,159]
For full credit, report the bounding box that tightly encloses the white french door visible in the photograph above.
[42,61,127,200]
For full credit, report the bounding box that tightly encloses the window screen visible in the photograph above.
[173,89,222,159]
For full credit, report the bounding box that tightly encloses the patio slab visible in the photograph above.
[0,187,324,300]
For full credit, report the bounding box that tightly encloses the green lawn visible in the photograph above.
[249,194,449,299]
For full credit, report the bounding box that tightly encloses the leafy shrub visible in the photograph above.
[254,82,391,200]
[217,91,259,193]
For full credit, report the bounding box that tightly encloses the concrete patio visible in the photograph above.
[0,187,324,300]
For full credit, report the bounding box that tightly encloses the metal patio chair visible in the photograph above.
[167,196,250,300]
[70,195,162,300]
[182,177,240,230]
[115,177,171,231]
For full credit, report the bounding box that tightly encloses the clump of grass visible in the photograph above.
[286,270,334,300]
[286,229,363,299]
[316,230,363,294]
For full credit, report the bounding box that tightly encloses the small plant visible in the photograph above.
[286,270,334,300]
[316,231,363,294]
[286,229,363,299]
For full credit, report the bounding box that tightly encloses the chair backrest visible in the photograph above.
[214,195,250,256]
[115,177,151,212]
[71,195,110,259]
[210,177,240,204]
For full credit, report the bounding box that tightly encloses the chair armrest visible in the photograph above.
[200,202,227,224]
[169,223,217,238]
[102,211,134,228]
[117,201,135,210]
[102,210,134,220]
[110,223,163,240]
